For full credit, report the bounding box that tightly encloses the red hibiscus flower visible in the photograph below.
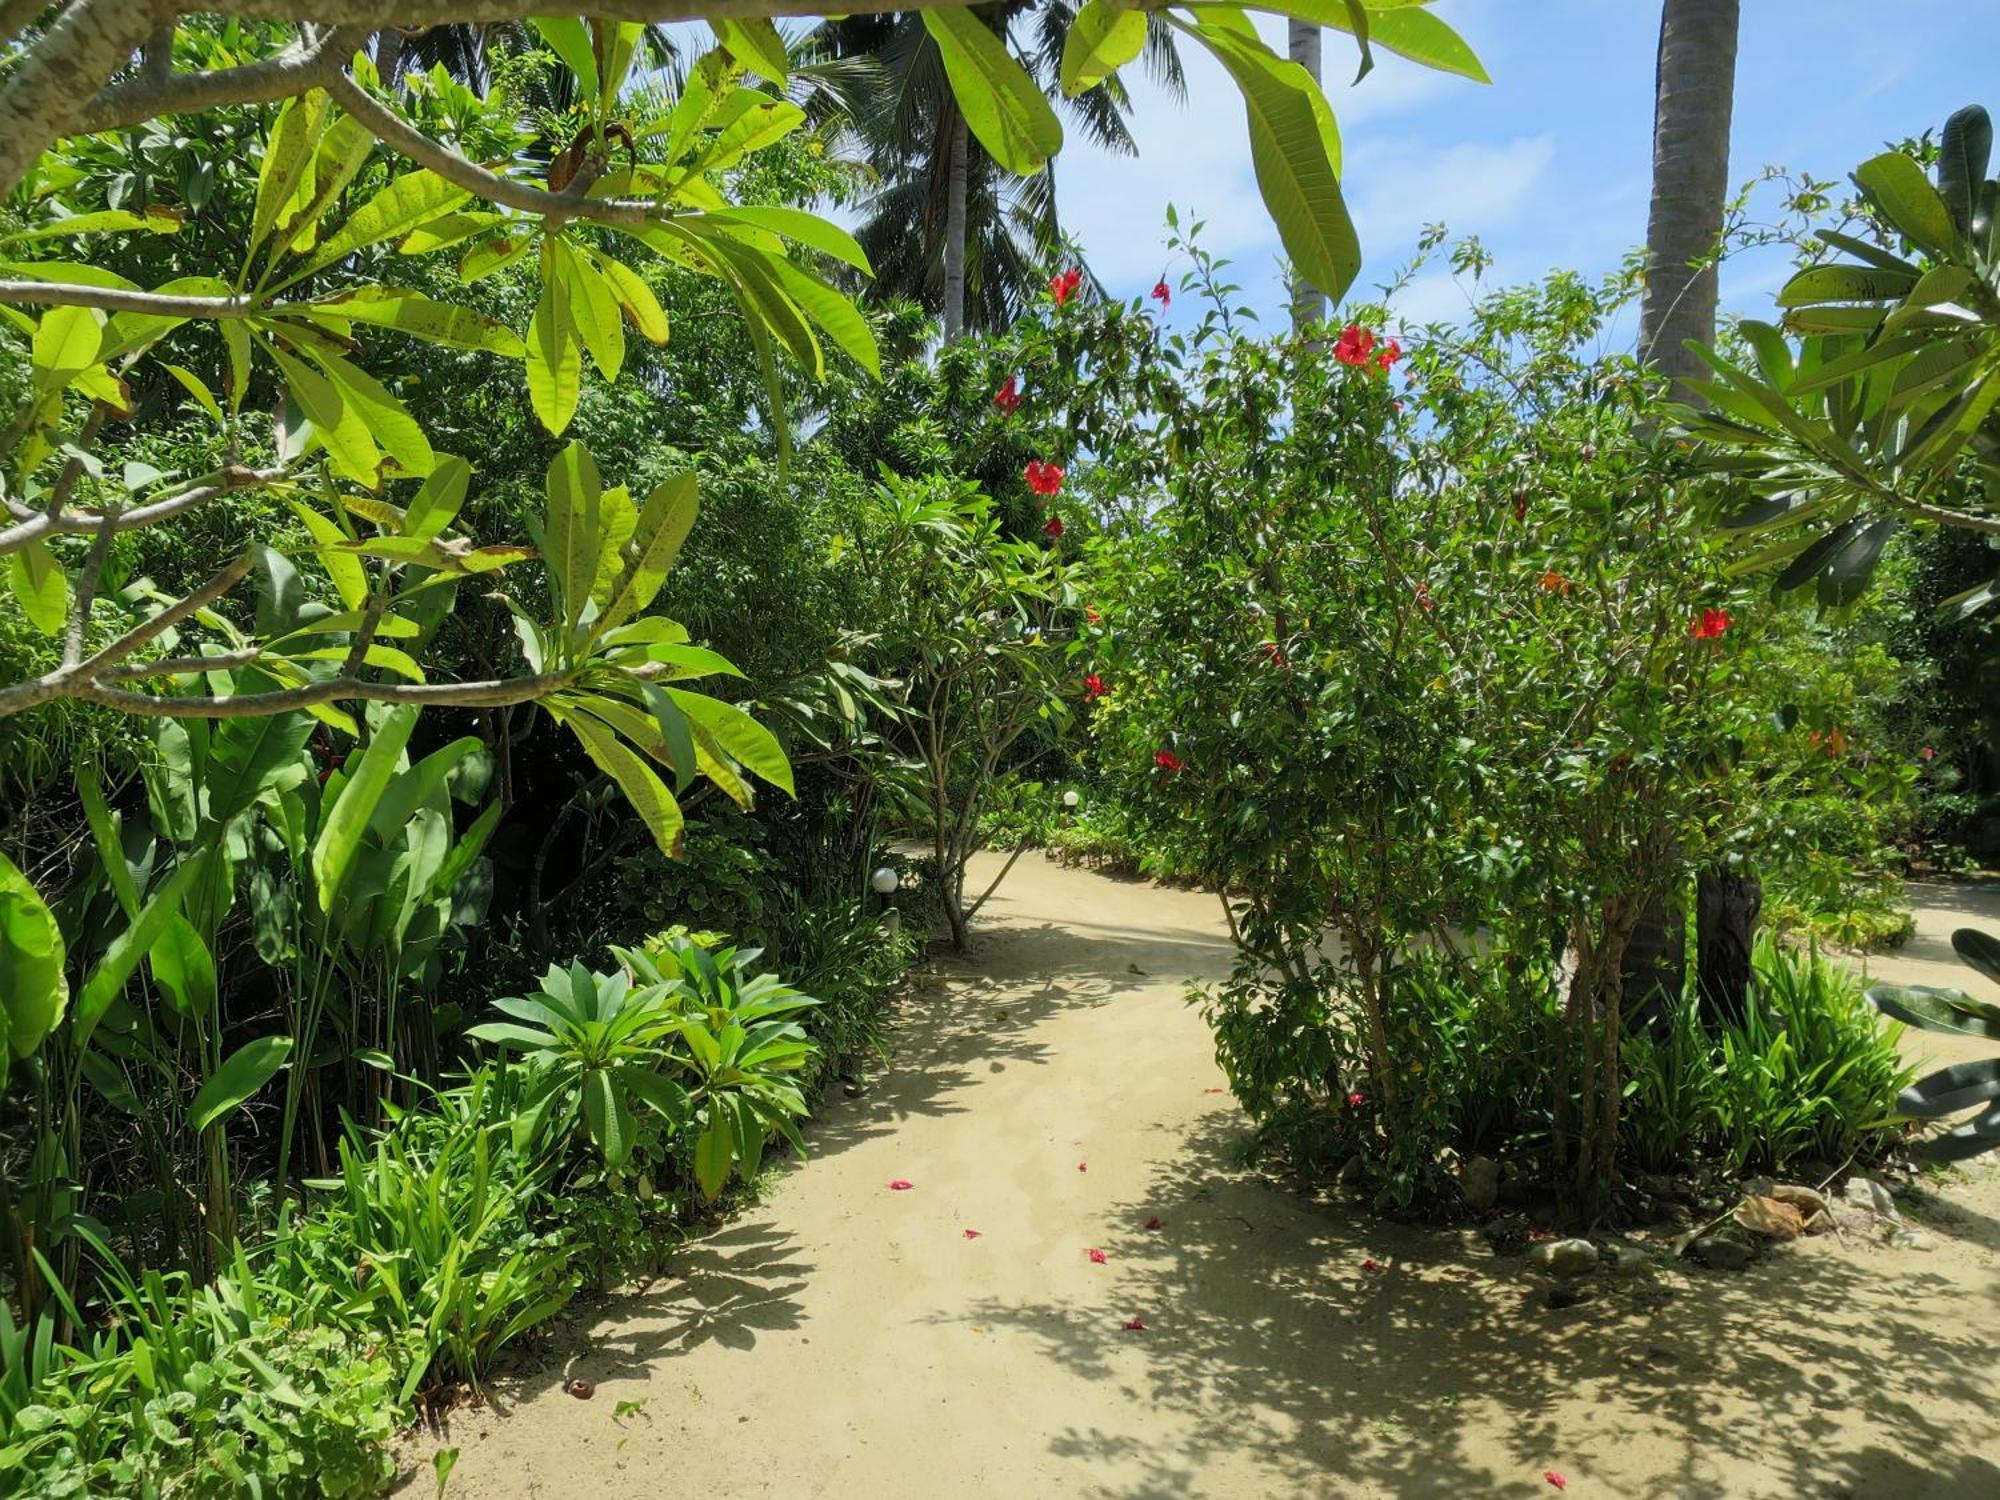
[1347,1091,1365,1108]
[1122,1316,1147,1332]
[1154,749,1185,773]
[1376,337,1403,371]
[888,1179,914,1191]
[1258,640,1289,668]
[1084,605,1101,624]
[1050,267,1082,305]
[1145,1216,1164,1230]
[963,1228,982,1239]
[1537,570,1571,595]
[1544,1473,1567,1492]
[994,375,1021,415]
[1151,277,1171,308]
[1087,1248,1108,1264]
[1690,606,1732,640]
[1044,514,1065,539]
[1025,459,1064,496]
[1921,745,1936,760]
[1334,324,1376,367]
[1084,673,1105,699]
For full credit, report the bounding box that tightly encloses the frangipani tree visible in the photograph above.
[0,3,1483,1070]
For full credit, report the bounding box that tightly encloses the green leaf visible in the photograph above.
[251,94,321,259]
[586,250,670,344]
[1869,982,2000,1040]
[531,16,601,102]
[526,249,581,435]
[76,765,140,920]
[7,541,68,636]
[1193,19,1358,304]
[1060,0,1148,95]
[582,1069,635,1167]
[76,860,203,1052]
[600,471,697,633]
[0,852,67,1066]
[204,711,314,828]
[666,688,794,797]
[1898,1058,2000,1120]
[693,1105,735,1199]
[921,8,1063,177]
[1953,928,2000,990]
[461,231,533,284]
[1310,1,1489,82]
[301,287,525,357]
[312,703,420,913]
[160,362,223,423]
[300,169,472,278]
[1776,263,1918,308]
[545,441,603,631]
[265,338,382,488]
[1853,150,1958,255]
[31,305,104,392]
[759,253,879,377]
[301,343,435,479]
[555,703,685,860]
[289,502,367,609]
[557,240,625,380]
[189,1036,294,1133]
[712,18,788,85]
[1938,106,1993,234]
[403,454,472,540]
[148,914,217,1020]
[697,207,871,275]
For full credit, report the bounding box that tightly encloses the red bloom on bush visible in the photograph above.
[1347,1091,1365,1108]
[994,375,1022,415]
[1415,581,1436,612]
[1084,673,1105,699]
[1258,640,1289,668]
[1025,459,1065,496]
[1537,571,1572,595]
[1376,337,1403,371]
[1921,745,1937,760]
[1334,324,1376,367]
[1151,278,1171,308]
[1154,749,1185,772]
[1050,267,1082,305]
[1084,605,1102,624]
[1690,606,1732,640]
[1044,514,1065,539]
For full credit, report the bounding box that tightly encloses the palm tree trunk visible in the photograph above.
[1636,0,1752,1028]
[1287,20,1326,333]
[942,106,969,342]
[1638,0,1739,397]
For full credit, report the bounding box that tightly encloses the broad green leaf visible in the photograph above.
[299,170,472,279]
[600,471,697,632]
[189,1036,294,1132]
[272,112,377,260]
[300,287,525,356]
[693,1105,734,1199]
[160,363,223,423]
[921,8,1063,176]
[264,339,382,487]
[397,210,502,255]
[1869,982,2000,1040]
[1193,19,1358,303]
[556,704,685,859]
[403,454,472,539]
[1854,150,1958,255]
[221,320,252,409]
[1898,1058,2000,1120]
[703,208,872,278]
[531,16,600,102]
[582,1068,634,1167]
[0,207,182,243]
[461,231,533,284]
[1938,105,1992,234]
[558,240,625,380]
[289,501,367,609]
[1309,1,1489,82]
[205,711,314,828]
[760,254,880,376]
[1953,928,2000,990]
[76,860,203,1052]
[545,441,603,630]
[712,18,788,84]
[31,305,104,392]
[252,94,321,258]
[588,250,670,344]
[592,482,638,603]
[1777,263,1918,308]
[76,765,140,920]
[299,344,435,478]
[148,914,217,1020]
[7,541,67,636]
[666,688,794,796]
[0,851,67,1066]
[365,734,484,840]
[527,250,581,435]
[312,703,420,912]
[1060,1,1149,95]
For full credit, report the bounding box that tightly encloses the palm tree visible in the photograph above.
[1631,0,1751,1024]
[1287,19,1325,333]
[817,1,1184,339]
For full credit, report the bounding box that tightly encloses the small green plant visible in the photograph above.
[1870,929,2000,1160]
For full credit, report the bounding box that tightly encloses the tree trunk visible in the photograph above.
[1638,0,1740,399]
[375,28,405,92]
[941,107,969,342]
[1286,20,1326,333]
[1695,868,1759,1027]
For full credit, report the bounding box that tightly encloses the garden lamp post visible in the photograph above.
[872,865,902,938]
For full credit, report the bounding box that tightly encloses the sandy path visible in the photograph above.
[427,859,2000,1500]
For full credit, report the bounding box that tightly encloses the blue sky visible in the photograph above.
[1052,1,1996,343]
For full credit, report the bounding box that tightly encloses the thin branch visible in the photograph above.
[212,0,988,25]
[0,280,257,318]
[74,22,369,135]
[99,648,263,681]
[324,71,662,228]
[62,503,118,667]
[0,466,283,557]
[76,669,577,717]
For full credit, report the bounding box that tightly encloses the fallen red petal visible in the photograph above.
[1144,1217,1164,1230]
[1077,1162,1087,1172]
[1122,1316,1147,1332]
[963,1229,982,1239]
[888,1179,914,1191]
[1087,1248,1108,1264]
[1544,1473,1567,1491]
[1362,1258,1382,1274]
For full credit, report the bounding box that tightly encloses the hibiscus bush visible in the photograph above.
[982,234,1905,1211]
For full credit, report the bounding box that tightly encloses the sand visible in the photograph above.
[418,859,2000,1500]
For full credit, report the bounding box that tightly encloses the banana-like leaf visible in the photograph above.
[312,704,420,913]
[1869,982,2000,1039]
[1898,1057,2000,1120]
[0,851,67,1072]
[189,1035,294,1132]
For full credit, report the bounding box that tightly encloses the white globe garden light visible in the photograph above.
[871,866,900,895]
[1062,790,1080,810]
